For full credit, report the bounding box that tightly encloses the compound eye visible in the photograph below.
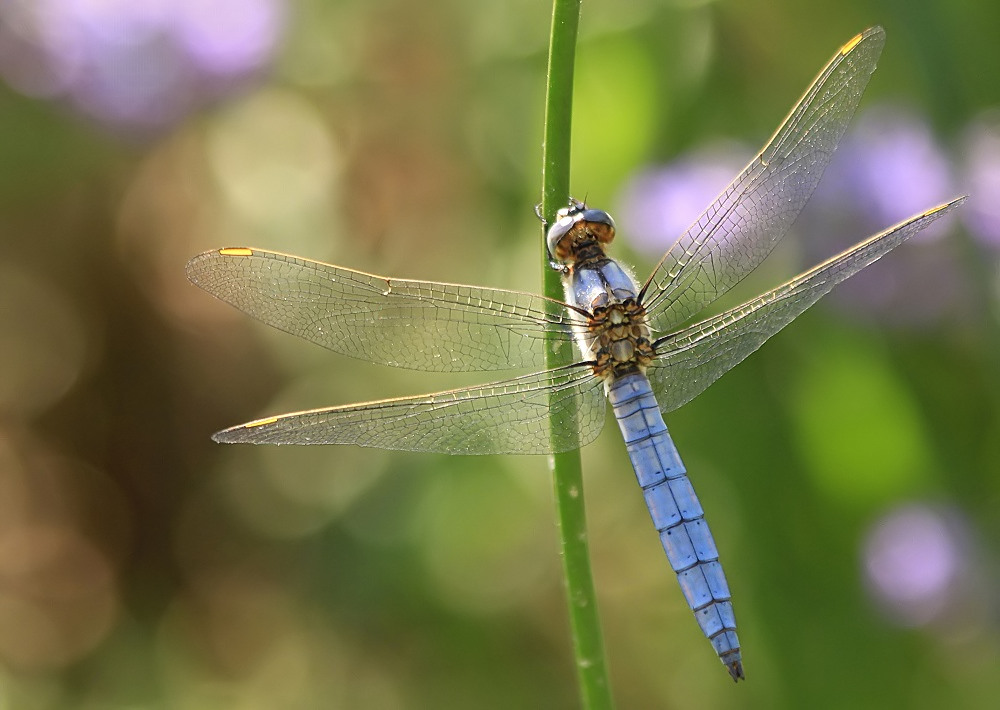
[582,209,614,229]
[546,213,579,263]
[582,209,616,243]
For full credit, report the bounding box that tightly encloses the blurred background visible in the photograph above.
[1,0,998,707]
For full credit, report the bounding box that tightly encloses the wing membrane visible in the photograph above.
[643,26,886,333]
[647,198,964,412]
[186,248,580,372]
[213,365,606,455]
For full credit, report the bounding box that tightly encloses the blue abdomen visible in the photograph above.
[606,371,744,680]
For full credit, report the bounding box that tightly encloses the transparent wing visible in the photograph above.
[213,364,607,455]
[186,248,581,373]
[642,26,886,334]
[647,198,964,412]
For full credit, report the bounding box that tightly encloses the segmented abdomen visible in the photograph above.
[607,371,744,681]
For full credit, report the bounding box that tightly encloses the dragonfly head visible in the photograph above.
[546,199,616,267]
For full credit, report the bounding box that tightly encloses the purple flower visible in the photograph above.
[173,0,283,78]
[862,503,983,628]
[0,0,286,134]
[796,105,965,326]
[819,105,956,236]
[959,111,1000,250]
[615,109,965,327]
[615,142,751,256]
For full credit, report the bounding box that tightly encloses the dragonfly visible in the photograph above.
[186,26,964,682]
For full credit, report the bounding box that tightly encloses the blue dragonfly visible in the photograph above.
[186,26,964,681]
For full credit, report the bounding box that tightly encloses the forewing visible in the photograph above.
[647,198,964,412]
[213,365,606,455]
[186,248,580,372]
[643,27,886,333]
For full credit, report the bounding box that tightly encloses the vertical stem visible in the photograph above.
[541,1,614,708]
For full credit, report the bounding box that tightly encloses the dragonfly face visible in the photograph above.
[186,26,965,682]
[546,199,617,269]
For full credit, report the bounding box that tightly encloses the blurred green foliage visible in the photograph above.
[0,0,998,708]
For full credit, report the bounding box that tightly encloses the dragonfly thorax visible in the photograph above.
[588,299,655,378]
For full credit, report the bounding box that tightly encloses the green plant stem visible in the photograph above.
[541,1,613,708]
